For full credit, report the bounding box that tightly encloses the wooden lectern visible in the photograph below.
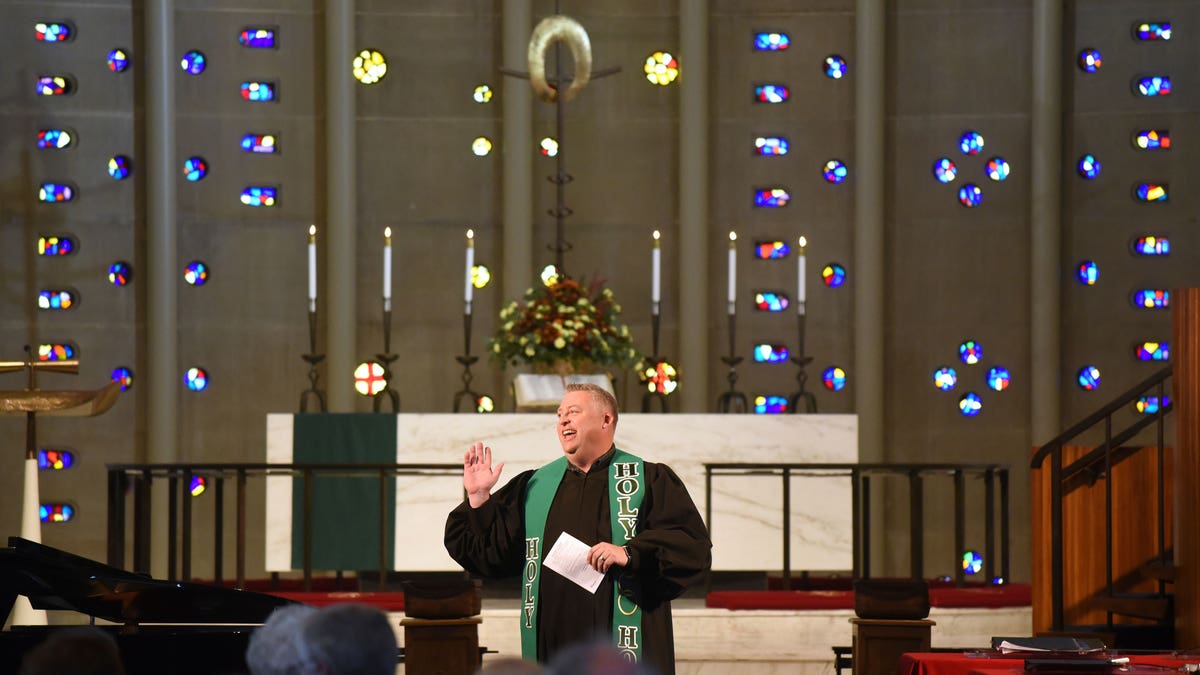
[850,618,935,675]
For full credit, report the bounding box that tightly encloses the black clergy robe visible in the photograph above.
[444,446,711,675]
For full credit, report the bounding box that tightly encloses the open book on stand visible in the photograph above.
[990,637,1107,654]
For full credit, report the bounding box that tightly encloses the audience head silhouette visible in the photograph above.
[18,626,125,675]
[246,603,398,675]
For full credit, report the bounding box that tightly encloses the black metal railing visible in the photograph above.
[1029,365,1173,631]
[703,462,1010,586]
[106,463,461,591]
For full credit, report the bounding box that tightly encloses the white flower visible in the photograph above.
[554,337,566,349]
[525,346,536,357]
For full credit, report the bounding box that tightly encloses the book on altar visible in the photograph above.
[513,374,613,412]
[990,637,1106,654]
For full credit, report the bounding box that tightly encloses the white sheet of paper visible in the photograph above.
[542,532,605,594]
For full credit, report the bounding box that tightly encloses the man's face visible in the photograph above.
[556,390,611,458]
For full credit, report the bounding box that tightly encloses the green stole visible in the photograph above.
[521,448,645,663]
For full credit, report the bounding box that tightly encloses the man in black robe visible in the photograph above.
[444,383,711,674]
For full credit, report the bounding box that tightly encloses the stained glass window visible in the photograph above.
[241,81,276,101]
[1076,261,1098,286]
[473,84,493,103]
[35,22,73,42]
[1135,396,1170,414]
[190,476,207,496]
[958,184,982,208]
[183,157,208,181]
[1078,49,1102,72]
[184,261,209,286]
[107,261,131,286]
[754,291,789,312]
[1077,154,1101,179]
[107,49,129,72]
[753,395,789,414]
[754,188,790,208]
[107,155,132,180]
[1133,22,1171,41]
[472,137,493,156]
[822,367,847,391]
[240,134,277,154]
[240,186,277,207]
[185,367,209,391]
[963,551,984,574]
[754,137,788,156]
[37,129,73,149]
[823,160,848,184]
[1134,183,1167,202]
[754,84,788,103]
[823,55,848,79]
[754,241,790,260]
[1134,76,1171,96]
[1077,365,1100,390]
[644,51,679,86]
[934,367,957,391]
[1132,289,1169,309]
[37,449,74,470]
[959,340,982,365]
[987,366,1011,391]
[638,361,679,395]
[1133,129,1169,150]
[1135,342,1169,361]
[355,361,386,396]
[38,290,75,310]
[353,50,387,84]
[180,50,206,74]
[959,131,985,155]
[38,183,74,202]
[933,158,957,183]
[753,345,790,363]
[472,264,491,289]
[540,137,558,157]
[239,27,277,48]
[36,76,73,96]
[37,343,76,361]
[476,395,495,413]
[111,366,134,391]
[1132,236,1169,255]
[40,504,75,523]
[37,236,75,256]
[959,392,982,416]
[985,157,1010,181]
[822,263,846,288]
[754,32,790,51]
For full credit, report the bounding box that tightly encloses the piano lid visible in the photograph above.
[0,538,296,625]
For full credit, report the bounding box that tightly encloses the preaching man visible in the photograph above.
[444,383,711,674]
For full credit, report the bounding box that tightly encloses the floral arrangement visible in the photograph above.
[488,275,641,371]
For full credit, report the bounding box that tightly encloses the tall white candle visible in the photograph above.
[383,227,393,305]
[307,225,317,312]
[798,235,807,316]
[727,231,737,314]
[465,229,475,312]
[651,230,661,312]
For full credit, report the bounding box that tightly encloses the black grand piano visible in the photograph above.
[0,537,296,674]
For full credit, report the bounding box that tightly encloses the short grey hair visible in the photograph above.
[564,383,618,426]
[245,605,318,675]
[303,604,398,675]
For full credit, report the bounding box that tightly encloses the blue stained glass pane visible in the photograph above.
[36,76,72,96]
[1078,365,1101,390]
[39,503,74,522]
[240,133,277,154]
[754,292,789,312]
[1135,342,1169,361]
[754,241,790,259]
[37,343,76,361]
[754,137,788,156]
[241,81,276,101]
[1076,261,1098,286]
[754,395,789,414]
[959,340,982,365]
[1134,130,1170,150]
[959,392,983,417]
[754,84,788,103]
[111,366,134,391]
[754,188,790,208]
[240,186,277,207]
[985,157,1010,181]
[823,55,847,79]
[822,367,847,391]
[183,157,208,181]
[184,261,209,286]
[958,184,982,207]
[239,27,277,48]
[1077,154,1101,179]
[1135,183,1168,202]
[37,236,74,256]
[1132,236,1169,255]
[963,551,984,574]
[37,449,74,470]
[107,261,131,286]
[753,344,790,363]
[1078,49,1102,73]
[185,367,209,391]
[753,32,789,51]
[1135,76,1171,96]
[1132,289,1169,309]
[1133,22,1171,41]
[959,131,985,155]
[37,129,72,149]
[35,22,73,42]
[38,183,74,202]
[38,290,75,310]
[933,158,957,183]
[107,155,132,180]
[933,367,957,391]
[822,263,846,288]
[823,160,848,184]
[107,49,129,72]
[180,50,206,74]
[1135,396,1170,414]
[987,366,1011,391]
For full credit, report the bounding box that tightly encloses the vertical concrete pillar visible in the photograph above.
[325,0,357,411]
[502,0,534,303]
[679,0,709,412]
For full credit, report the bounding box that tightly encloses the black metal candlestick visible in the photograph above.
[640,309,671,413]
[453,304,483,412]
[373,300,400,412]
[298,307,327,412]
[788,308,817,414]
[716,310,747,413]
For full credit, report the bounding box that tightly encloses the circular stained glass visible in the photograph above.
[473,84,493,103]
[107,261,132,286]
[959,392,983,417]
[107,48,129,73]
[476,395,495,413]
[107,155,131,180]
[540,137,558,157]
[185,367,208,392]
[958,184,982,208]
[821,263,846,288]
[959,340,983,365]
[962,550,984,574]
[985,157,1009,181]
[189,476,207,496]
[354,361,386,396]
[111,366,134,392]
[933,158,957,183]
[1078,365,1100,390]
[644,51,679,86]
[352,49,387,85]
[183,157,208,181]
[184,261,208,286]
[1078,49,1102,73]
[933,366,957,391]
[639,360,680,395]
[822,366,847,391]
[987,366,1011,391]
[472,137,493,157]
[472,264,491,289]
[823,55,847,79]
[959,131,985,156]
[1077,154,1101,179]
[180,50,206,75]
[823,159,848,184]
[1077,260,1098,286]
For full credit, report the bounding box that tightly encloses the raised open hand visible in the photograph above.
[463,441,504,508]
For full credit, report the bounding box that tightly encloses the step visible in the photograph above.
[1090,593,1172,621]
